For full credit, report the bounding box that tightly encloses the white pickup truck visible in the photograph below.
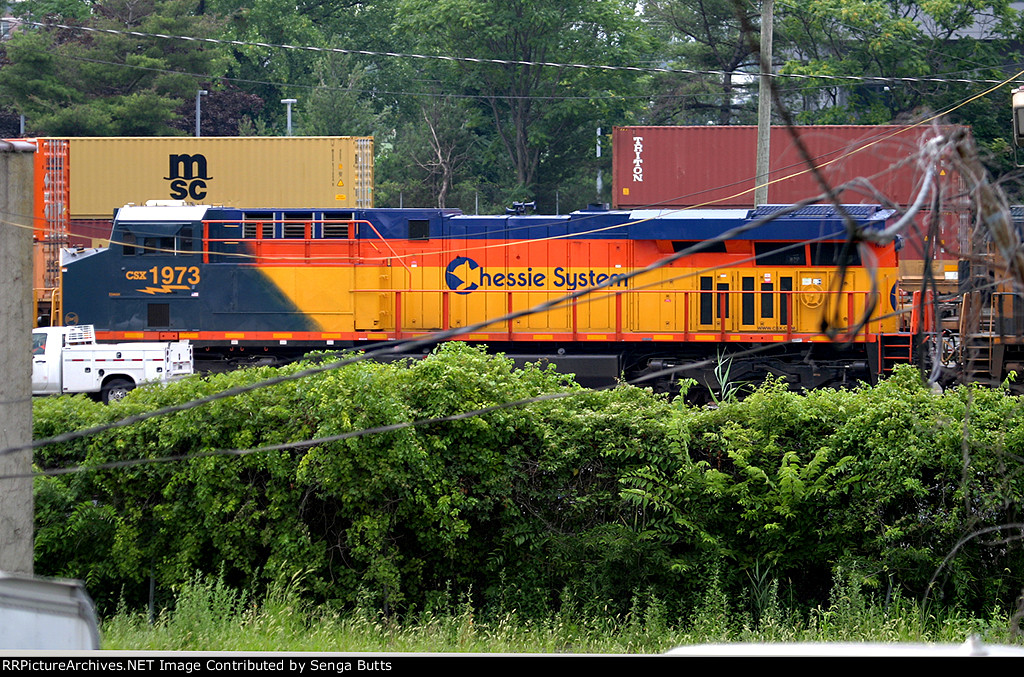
[32,325,194,403]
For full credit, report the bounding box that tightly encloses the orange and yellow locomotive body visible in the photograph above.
[61,202,906,390]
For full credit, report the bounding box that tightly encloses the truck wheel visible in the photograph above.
[102,379,134,404]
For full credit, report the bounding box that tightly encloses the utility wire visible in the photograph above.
[0,100,970,424]
[12,343,789,481]
[6,31,1006,472]
[58,53,756,103]
[18,262,1022,482]
[5,142,1004,479]
[1,196,888,461]
[25,21,1024,88]
[3,115,960,267]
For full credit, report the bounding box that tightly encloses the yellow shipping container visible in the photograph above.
[67,136,373,218]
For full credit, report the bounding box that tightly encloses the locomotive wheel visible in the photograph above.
[102,378,135,404]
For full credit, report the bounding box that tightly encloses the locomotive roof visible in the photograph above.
[116,204,212,221]
[110,203,893,242]
[628,204,894,241]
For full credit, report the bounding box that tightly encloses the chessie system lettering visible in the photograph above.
[445,257,628,295]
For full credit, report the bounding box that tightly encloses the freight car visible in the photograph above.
[950,205,1024,387]
[59,201,916,394]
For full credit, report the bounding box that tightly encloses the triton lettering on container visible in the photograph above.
[611,124,967,291]
[611,125,966,209]
[60,201,913,395]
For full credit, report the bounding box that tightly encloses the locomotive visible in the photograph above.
[60,201,917,393]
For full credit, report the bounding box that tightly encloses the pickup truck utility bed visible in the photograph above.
[32,325,193,403]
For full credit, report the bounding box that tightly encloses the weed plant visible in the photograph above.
[100,571,1022,652]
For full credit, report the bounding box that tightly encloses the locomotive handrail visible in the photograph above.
[60,199,911,393]
[356,218,416,281]
[985,290,1024,339]
[376,287,887,345]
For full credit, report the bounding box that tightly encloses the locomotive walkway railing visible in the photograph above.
[362,287,894,344]
[195,224,903,348]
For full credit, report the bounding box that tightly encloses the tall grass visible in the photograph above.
[99,572,1023,652]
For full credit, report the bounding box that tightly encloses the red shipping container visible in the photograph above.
[612,125,966,210]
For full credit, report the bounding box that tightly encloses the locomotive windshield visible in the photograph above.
[118,222,196,256]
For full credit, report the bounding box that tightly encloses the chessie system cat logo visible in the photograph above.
[445,257,628,295]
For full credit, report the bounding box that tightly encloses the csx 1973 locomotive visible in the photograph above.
[60,201,913,392]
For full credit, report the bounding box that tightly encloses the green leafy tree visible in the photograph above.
[395,0,652,201]
[0,1,229,135]
[375,94,484,209]
[642,0,761,125]
[207,0,324,104]
[32,355,1024,619]
[170,87,265,137]
[301,55,386,137]
[776,1,1023,126]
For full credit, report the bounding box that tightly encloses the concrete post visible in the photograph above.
[0,148,36,574]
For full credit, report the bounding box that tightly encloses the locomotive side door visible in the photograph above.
[353,215,392,333]
[694,271,737,334]
[354,264,387,331]
[736,270,787,334]
[694,269,793,336]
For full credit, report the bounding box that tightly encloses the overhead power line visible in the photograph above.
[1,121,993,481]
[0,20,1003,478]
[26,21,1024,88]
[1,191,914,463]
[9,342,793,481]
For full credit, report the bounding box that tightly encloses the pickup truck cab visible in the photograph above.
[32,325,193,403]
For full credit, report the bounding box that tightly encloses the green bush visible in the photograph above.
[32,355,1024,622]
[629,368,1024,611]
